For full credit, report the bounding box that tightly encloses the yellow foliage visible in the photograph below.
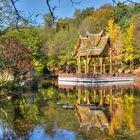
[106,19,124,63]
[124,24,134,63]
[125,94,136,133]
[106,19,121,44]
[109,97,124,136]
[113,33,124,61]
[33,60,44,73]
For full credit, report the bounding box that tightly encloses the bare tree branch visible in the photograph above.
[112,0,138,5]
[70,0,83,5]
[0,0,139,33]
[10,0,28,27]
[46,0,56,20]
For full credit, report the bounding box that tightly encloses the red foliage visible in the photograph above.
[0,39,34,78]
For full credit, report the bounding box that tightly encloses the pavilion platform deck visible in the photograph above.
[58,73,133,83]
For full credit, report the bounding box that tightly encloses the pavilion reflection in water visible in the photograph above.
[73,84,135,136]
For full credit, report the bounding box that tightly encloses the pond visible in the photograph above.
[0,81,140,140]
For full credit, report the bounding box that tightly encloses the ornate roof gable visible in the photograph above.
[74,30,110,57]
[86,30,103,47]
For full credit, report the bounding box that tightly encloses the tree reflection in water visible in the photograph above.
[75,85,136,139]
[0,82,139,139]
[0,96,40,139]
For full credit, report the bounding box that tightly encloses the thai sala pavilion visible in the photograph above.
[58,30,133,83]
[73,30,113,75]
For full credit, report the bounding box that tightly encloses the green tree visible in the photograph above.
[44,13,54,28]
[46,27,77,72]
[79,4,115,33]
[132,13,140,64]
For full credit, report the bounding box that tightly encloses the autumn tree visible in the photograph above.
[124,24,134,71]
[56,18,69,31]
[106,18,124,69]
[79,4,115,33]
[131,13,140,64]
[0,39,33,84]
[106,19,121,45]
[0,26,46,73]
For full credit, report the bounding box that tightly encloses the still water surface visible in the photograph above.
[0,81,140,140]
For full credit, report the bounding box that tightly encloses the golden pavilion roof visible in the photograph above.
[74,30,110,57]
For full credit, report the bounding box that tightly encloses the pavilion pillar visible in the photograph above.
[93,58,96,74]
[84,88,87,102]
[100,57,103,74]
[109,88,113,112]
[99,90,103,106]
[77,88,82,104]
[83,56,90,74]
[86,55,91,74]
[103,64,106,74]
[83,58,87,74]
[86,90,90,104]
[93,90,96,103]
[77,54,81,73]
[109,50,112,74]
[103,89,106,97]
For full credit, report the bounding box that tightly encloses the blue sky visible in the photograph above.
[16,0,140,25]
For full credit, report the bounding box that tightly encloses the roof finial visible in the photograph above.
[78,32,82,38]
[85,28,90,36]
[106,33,110,38]
[100,30,104,35]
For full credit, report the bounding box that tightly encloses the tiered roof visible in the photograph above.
[74,30,110,57]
